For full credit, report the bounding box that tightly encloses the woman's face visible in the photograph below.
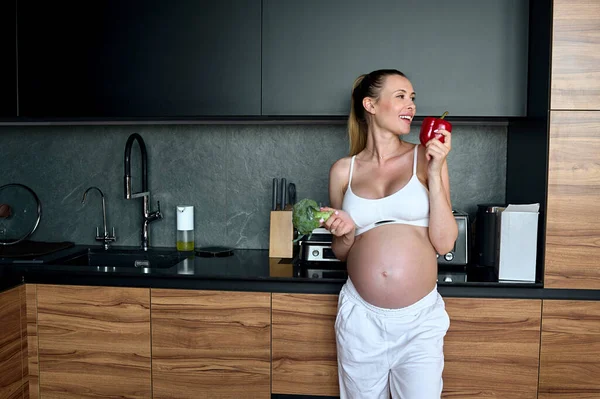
[369,74,416,135]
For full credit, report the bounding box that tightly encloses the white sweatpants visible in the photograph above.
[335,278,450,399]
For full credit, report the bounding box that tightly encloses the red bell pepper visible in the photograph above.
[419,111,452,146]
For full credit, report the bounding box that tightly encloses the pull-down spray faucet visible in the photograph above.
[124,133,162,251]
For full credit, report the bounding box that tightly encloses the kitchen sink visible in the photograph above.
[48,248,185,269]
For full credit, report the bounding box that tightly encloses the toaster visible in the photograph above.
[437,211,470,266]
[298,229,339,262]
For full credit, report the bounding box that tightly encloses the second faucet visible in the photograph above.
[82,186,116,250]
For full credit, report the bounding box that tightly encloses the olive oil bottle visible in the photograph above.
[176,206,194,251]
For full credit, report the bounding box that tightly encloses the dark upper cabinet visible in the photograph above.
[0,0,17,117]
[262,0,530,117]
[17,1,261,118]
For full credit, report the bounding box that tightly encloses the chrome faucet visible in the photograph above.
[124,133,162,251]
[82,186,116,250]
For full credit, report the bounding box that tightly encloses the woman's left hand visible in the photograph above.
[425,128,452,176]
[319,207,355,238]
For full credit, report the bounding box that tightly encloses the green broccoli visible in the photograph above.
[292,198,334,237]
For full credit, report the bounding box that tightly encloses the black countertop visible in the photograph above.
[1,245,599,301]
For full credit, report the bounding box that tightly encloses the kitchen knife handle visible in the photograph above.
[272,178,278,211]
[280,178,286,211]
[288,183,296,206]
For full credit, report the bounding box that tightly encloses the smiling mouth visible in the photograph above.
[399,115,412,123]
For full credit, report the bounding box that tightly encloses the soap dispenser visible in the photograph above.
[176,206,194,251]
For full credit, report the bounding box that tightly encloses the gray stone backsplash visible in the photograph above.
[0,123,505,249]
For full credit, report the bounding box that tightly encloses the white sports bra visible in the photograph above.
[342,145,430,235]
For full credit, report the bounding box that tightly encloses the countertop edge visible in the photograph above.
[0,270,596,301]
[1,245,599,300]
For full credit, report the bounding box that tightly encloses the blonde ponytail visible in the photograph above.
[348,75,368,156]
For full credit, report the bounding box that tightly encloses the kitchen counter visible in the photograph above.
[1,245,599,300]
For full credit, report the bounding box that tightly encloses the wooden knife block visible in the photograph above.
[269,211,293,258]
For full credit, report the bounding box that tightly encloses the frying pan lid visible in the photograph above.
[0,183,42,246]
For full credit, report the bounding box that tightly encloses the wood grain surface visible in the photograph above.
[25,285,38,399]
[36,285,151,399]
[545,111,600,289]
[19,286,27,399]
[272,293,339,397]
[151,289,271,399]
[551,0,600,110]
[269,211,294,258]
[0,286,24,399]
[443,298,542,398]
[539,300,600,398]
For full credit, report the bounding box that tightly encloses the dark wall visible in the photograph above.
[0,124,506,249]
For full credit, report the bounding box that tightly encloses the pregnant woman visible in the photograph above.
[321,69,458,399]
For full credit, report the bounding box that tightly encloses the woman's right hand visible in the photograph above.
[320,207,355,238]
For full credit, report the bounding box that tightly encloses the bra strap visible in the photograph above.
[348,156,356,185]
[412,145,419,175]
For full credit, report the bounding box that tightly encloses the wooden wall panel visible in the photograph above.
[551,0,600,110]
[539,300,600,398]
[0,286,24,399]
[36,285,151,399]
[19,286,27,399]
[545,111,600,289]
[152,289,271,399]
[443,298,542,398]
[24,285,38,399]
[272,293,339,397]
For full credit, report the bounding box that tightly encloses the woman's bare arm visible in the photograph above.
[326,158,356,262]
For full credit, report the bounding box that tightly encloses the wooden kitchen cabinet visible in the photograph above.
[272,294,543,397]
[551,0,600,110]
[18,0,261,118]
[0,286,26,399]
[539,300,600,398]
[262,0,528,117]
[443,298,542,398]
[24,285,37,399]
[272,293,339,397]
[151,289,271,399]
[35,285,152,398]
[545,0,600,289]
[545,111,600,289]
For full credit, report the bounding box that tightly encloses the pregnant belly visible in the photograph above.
[346,224,438,309]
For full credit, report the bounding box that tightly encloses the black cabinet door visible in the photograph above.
[18,1,261,118]
[262,0,529,117]
[0,0,17,118]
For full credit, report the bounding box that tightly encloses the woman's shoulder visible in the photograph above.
[330,156,352,180]
[414,143,429,184]
[329,156,352,198]
[412,142,425,159]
